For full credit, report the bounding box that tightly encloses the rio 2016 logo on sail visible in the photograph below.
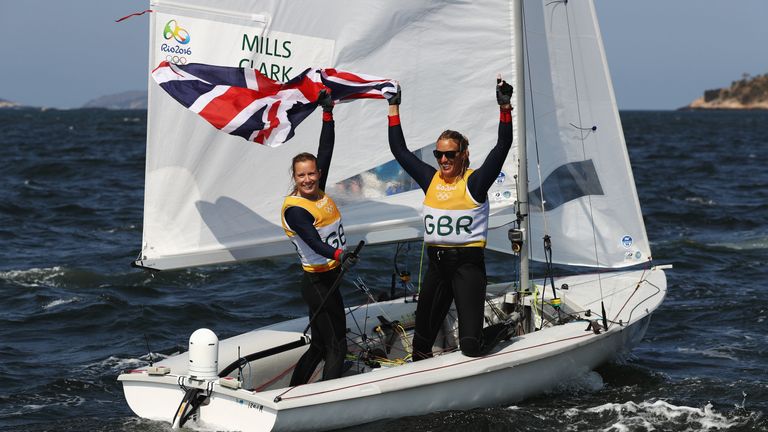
[161,19,192,64]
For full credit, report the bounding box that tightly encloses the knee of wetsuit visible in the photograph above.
[459,337,483,357]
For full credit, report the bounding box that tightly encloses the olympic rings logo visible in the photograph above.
[436,191,451,201]
[163,20,191,44]
[166,55,188,65]
[315,197,335,213]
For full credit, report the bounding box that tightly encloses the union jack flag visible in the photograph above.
[152,62,398,146]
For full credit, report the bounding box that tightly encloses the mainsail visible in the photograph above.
[138,0,521,270]
[137,0,649,272]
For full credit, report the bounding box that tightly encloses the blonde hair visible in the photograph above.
[289,152,317,195]
[437,130,470,178]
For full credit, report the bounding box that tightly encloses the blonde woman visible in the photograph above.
[386,77,514,360]
[282,90,356,384]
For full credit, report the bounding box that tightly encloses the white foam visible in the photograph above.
[684,196,716,206]
[676,346,738,361]
[20,395,85,413]
[0,266,66,288]
[550,370,605,395]
[584,400,739,431]
[79,353,172,375]
[711,237,768,251]
[42,297,80,310]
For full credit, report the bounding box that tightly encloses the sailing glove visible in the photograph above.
[317,89,334,112]
[387,86,401,106]
[496,78,514,106]
[340,251,359,270]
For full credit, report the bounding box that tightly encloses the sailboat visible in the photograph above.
[119,0,668,430]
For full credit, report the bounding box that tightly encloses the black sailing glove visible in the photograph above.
[496,78,514,106]
[340,251,359,271]
[387,85,401,106]
[317,88,334,113]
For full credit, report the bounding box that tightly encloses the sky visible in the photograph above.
[0,0,766,110]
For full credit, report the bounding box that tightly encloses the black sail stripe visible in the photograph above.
[528,160,604,211]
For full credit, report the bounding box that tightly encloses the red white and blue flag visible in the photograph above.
[152,61,398,147]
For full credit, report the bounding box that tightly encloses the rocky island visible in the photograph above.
[0,91,147,110]
[0,98,21,109]
[82,90,147,110]
[684,73,768,110]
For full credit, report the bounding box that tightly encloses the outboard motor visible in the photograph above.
[172,328,219,429]
[188,328,219,380]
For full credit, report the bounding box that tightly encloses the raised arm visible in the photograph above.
[387,89,435,192]
[467,76,514,201]
[316,89,335,191]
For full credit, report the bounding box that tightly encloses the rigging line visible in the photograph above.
[393,242,403,276]
[348,292,384,353]
[352,277,396,322]
[608,268,649,325]
[569,122,597,138]
[522,0,548,226]
[345,333,370,352]
[346,300,367,343]
[417,240,425,294]
[543,235,563,324]
[396,324,412,353]
[525,0,566,327]
[530,259,653,287]
[626,280,662,325]
[253,364,294,392]
[484,296,507,322]
[561,0,608,318]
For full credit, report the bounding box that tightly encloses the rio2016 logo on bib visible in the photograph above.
[424,215,473,236]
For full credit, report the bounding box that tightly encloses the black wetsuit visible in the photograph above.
[284,114,347,385]
[388,110,513,359]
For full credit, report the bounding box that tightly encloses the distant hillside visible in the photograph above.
[82,91,147,110]
[684,73,768,110]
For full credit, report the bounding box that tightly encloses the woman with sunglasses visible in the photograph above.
[282,89,357,385]
[386,76,514,360]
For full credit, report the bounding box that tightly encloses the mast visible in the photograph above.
[513,0,530,292]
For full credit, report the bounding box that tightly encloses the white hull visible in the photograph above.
[119,267,666,431]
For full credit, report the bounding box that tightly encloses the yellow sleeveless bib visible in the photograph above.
[281,192,345,272]
[422,170,489,247]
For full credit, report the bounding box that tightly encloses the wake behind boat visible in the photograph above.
[119,0,668,430]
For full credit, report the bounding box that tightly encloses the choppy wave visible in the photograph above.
[677,346,740,362]
[1,110,767,431]
[567,399,748,431]
[710,236,768,251]
[684,196,717,206]
[42,297,81,310]
[0,266,67,288]
[0,396,86,421]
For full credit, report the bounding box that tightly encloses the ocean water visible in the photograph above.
[0,109,766,431]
